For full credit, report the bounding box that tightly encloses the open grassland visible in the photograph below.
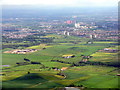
[2,36,119,89]
[30,44,106,56]
[2,65,119,88]
[2,73,60,88]
[53,36,89,43]
[54,56,83,63]
[66,65,117,75]
[43,34,62,38]
[3,43,27,45]
[90,51,119,62]
[2,54,25,65]
[109,46,120,49]
[74,75,118,88]
[2,64,43,72]
[41,62,71,68]
[3,40,112,65]
[62,65,119,88]
[2,53,53,65]
[2,48,14,52]
[2,70,63,88]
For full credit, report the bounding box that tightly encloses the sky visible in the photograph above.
[1,0,119,7]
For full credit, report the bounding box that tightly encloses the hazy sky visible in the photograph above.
[1,0,119,7]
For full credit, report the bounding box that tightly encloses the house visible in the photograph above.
[103,48,119,53]
[82,59,88,62]
[4,49,37,54]
[86,40,93,44]
[117,74,120,76]
[62,54,75,58]
[61,67,68,71]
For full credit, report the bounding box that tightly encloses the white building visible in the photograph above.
[75,23,81,28]
[63,31,70,36]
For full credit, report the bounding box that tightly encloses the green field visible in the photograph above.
[90,52,118,62]
[2,35,119,89]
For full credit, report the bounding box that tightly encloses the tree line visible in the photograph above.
[51,60,120,67]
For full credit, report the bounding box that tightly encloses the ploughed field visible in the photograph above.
[2,35,120,89]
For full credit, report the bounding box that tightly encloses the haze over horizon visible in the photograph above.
[1,0,119,7]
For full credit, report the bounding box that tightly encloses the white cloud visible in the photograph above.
[1,0,119,7]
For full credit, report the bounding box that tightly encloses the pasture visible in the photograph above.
[2,35,119,89]
[90,49,119,62]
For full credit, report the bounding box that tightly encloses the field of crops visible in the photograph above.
[2,35,119,89]
[2,65,119,88]
[90,52,118,62]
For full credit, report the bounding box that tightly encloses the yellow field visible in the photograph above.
[26,44,47,49]
[94,42,118,44]
[43,35,61,38]
[91,52,116,57]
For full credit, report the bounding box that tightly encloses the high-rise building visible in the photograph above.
[64,31,70,36]
[90,35,97,39]
[75,23,80,28]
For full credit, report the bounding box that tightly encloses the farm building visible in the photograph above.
[116,74,120,76]
[61,67,68,71]
[82,59,88,62]
[62,54,75,58]
[103,48,119,53]
[52,67,60,71]
[4,49,37,54]
[86,41,93,44]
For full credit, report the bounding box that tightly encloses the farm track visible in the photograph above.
[29,80,59,88]
[29,72,67,88]
[107,68,119,73]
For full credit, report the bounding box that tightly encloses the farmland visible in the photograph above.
[1,35,120,89]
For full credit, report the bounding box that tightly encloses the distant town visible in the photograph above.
[2,16,119,40]
[1,6,119,89]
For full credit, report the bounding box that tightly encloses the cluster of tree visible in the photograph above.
[16,58,41,66]
[51,60,81,67]
[78,61,120,67]
[16,62,30,66]
[2,43,39,49]
[81,55,93,59]
[51,60,71,64]
[3,34,54,49]
[18,35,54,43]
[51,59,120,68]
[57,73,66,77]
[24,58,30,62]
[95,39,115,42]
[66,84,84,87]
[51,67,59,69]
[31,61,41,64]
[70,62,80,67]
[40,38,53,43]
[69,61,120,67]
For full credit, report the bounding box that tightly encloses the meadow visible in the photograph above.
[2,35,119,89]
